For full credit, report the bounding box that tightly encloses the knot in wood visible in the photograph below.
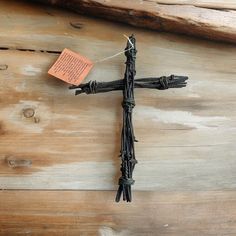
[23,108,35,118]
[0,64,8,70]
[6,157,32,168]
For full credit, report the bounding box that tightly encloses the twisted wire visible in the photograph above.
[115,34,137,202]
[70,75,188,95]
[69,35,188,203]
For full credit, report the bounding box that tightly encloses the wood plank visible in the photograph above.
[1,2,235,235]
[0,1,236,191]
[30,0,236,44]
[153,0,236,10]
[0,190,236,235]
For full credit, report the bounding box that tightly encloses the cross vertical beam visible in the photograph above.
[115,35,137,202]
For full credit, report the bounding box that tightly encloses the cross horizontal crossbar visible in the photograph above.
[69,75,188,95]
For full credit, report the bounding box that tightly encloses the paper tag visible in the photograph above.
[48,48,93,85]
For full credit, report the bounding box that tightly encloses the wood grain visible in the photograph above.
[1,190,236,235]
[0,0,236,191]
[153,0,236,10]
[31,0,236,44]
[0,1,236,235]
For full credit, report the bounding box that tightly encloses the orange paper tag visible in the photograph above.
[48,48,93,85]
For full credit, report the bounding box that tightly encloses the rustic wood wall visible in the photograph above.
[31,0,236,44]
[0,0,236,235]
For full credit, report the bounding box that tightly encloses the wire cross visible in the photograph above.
[70,35,188,202]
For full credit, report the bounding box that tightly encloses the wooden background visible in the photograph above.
[33,0,236,44]
[0,0,236,235]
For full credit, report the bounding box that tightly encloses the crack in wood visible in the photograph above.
[70,22,84,29]
[0,47,61,54]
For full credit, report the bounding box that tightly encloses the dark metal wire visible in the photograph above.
[70,34,188,203]
[114,34,137,202]
[69,75,188,95]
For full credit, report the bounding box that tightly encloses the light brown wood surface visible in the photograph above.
[154,0,236,10]
[32,0,236,44]
[1,190,236,236]
[0,0,236,235]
